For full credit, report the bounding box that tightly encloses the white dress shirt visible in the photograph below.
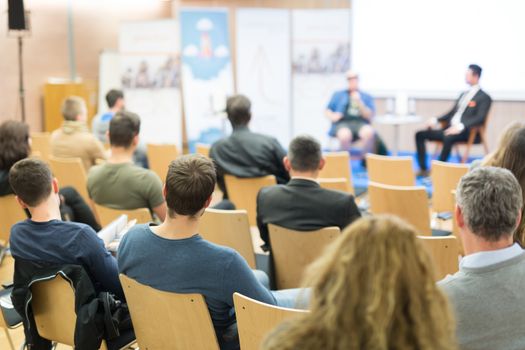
[460,243,524,269]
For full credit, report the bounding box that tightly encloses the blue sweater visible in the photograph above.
[10,219,123,299]
[117,224,277,340]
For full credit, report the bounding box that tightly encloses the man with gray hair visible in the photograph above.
[256,135,360,250]
[439,166,525,349]
[210,94,289,201]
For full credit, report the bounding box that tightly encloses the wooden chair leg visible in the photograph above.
[4,328,15,350]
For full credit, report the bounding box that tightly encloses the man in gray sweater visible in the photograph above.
[439,166,525,350]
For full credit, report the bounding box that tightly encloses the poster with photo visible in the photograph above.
[292,9,351,145]
[119,20,183,147]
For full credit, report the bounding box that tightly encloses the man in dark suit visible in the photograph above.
[210,94,290,202]
[415,64,492,176]
[256,135,361,250]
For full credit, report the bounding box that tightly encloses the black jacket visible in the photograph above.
[438,89,492,129]
[11,259,106,350]
[210,126,290,198]
[256,178,361,245]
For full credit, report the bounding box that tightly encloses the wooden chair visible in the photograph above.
[318,152,354,195]
[224,175,277,226]
[31,274,136,350]
[431,160,468,213]
[233,293,308,350]
[93,203,152,227]
[318,178,351,193]
[0,195,28,244]
[120,274,219,350]
[200,209,256,268]
[268,224,340,289]
[195,143,211,158]
[146,143,178,180]
[48,156,90,205]
[366,153,415,186]
[30,132,52,162]
[418,236,459,281]
[368,182,431,235]
[433,114,491,163]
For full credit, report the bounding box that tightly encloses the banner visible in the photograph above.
[291,9,351,146]
[119,20,182,148]
[236,9,292,147]
[180,8,234,149]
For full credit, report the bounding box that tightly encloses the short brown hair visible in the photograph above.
[109,111,141,148]
[9,158,53,207]
[61,96,87,121]
[165,155,216,218]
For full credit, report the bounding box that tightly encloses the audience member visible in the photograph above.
[210,94,290,200]
[92,89,125,143]
[118,155,304,350]
[492,127,525,244]
[91,89,148,168]
[257,135,360,250]
[415,64,492,176]
[263,215,456,350]
[439,167,525,349]
[0,120,99,230]
[87,111,166,221]
[325,70,378,154]
[9,158,122,298]
[50,96,107,170]
[480,122,524,167]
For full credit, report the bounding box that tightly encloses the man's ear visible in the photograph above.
[455,204,465,229]
[133,134,139,147]
[318,157,326,171]
[283,156,292,172]
[52,178,60,194]
[163,184,167,199]
[203,195,213,209]
[15,196,28,209]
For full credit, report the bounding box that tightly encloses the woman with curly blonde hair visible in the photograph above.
[263,215,457,350]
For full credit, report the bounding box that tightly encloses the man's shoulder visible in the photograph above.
[477,89,492,101]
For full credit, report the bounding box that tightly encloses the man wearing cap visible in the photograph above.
[325,70,378,155]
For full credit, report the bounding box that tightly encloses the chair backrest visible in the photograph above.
[146,143,178,180]
[318,152,354,195]
[195,143,211,158]
[318,178,351,193]
[233,292,308,350]
[31,274,77,346]
[120,274,219,350]
[200,209,256,268]
[431,160,468,213]
[94,203,152,227]
[418,236,459,281]
[368,182,431,235]
[48,156,90,204]
[366,153,415,186]
[268,224,340,289]
[30,132,52,162]
[0,195,27,244]
[224,175,277,226]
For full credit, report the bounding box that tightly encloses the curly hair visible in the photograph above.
[263,215,457,350]
[0,120,30,171]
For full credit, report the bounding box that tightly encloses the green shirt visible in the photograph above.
[87,162,164,211]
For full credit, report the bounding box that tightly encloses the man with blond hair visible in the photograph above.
[50,96,106,170]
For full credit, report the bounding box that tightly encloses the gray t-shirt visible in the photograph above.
[117,224,277,341]
[439,253,525,350]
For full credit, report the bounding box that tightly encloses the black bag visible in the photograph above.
[99,292,132,340]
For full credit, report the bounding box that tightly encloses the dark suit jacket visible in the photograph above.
[210,126,290,198]
[438,89,492,129]
[256,178,361,246]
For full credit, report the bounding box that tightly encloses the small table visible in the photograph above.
[374,115,422,156]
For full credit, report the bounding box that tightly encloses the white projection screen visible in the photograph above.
[351,0,525,100]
